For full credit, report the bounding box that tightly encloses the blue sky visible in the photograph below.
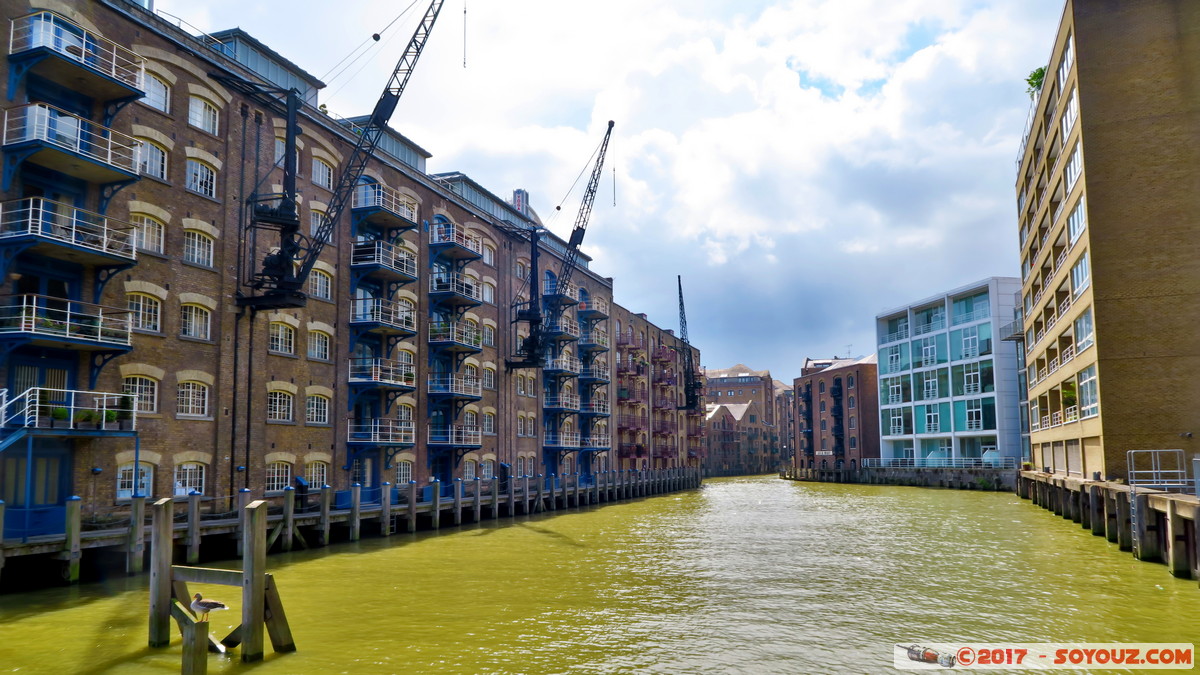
[156,0,1063,381]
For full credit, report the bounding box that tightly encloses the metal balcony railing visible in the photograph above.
[427,374,482,397]
[347,419,415,444]
[427,424,481,445]
[545,356,581,373]
[348,357,415,388]
[651,345,674,362]
[579,366,609,380]
[9,12,144,89]
[544,432,580,448]
[580,399,610,414]
[616,333,645,349]
[542,280,576,300]
[350,298,416,332]
[576,297,608,316]
[580,330,609,348]
[543,394,580,410]
[3,103,139,174]
[429,223,483,255]
[1,386,137,430]
[0,294,131,345]
[544,320,581,338]
[653,420,676,434]
[351,240,416,278]
[864,457,1018,469]
[352,183,417,222]
[0,197,136,260]
[583,434,611,448]
[429,272,481,302]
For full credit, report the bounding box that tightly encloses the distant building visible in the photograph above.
[773,381,795,466]
[792,356,879,470]
[705,364,781,469]
[875,278,1023,465]
[1013,0,1200,479]
[704,401,768,475]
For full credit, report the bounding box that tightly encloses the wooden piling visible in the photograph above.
[1105,490,1119,543]
[281,486,295,550]
[241,500,267,662]
[236,489,251,556]
[149,497,173,647]
[350,484,362,542]
[380,482,391,537]
[453,479,463,525]
[319,485,332,545]
[1116,490,1132,551]
[63,496,81,583]
[1089,485,1105,536]
[186,492,201,563]
[407,481,417,533]
[1134,493,1159,561]
[473,477,482,522]
[172,601,208,675]
[263,573,296,653]
[431,480,441,530]
[1165,499,1190,577]
[128,494,146,573]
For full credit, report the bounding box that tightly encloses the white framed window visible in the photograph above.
[1071,251,1090,295]
[143,74,170,113]
[516,414,525,437]
[123,375,159,413]
[1060,86,1078,139]
[351,457,372,487]
[1057,33,1074,90]
[182,230,214,267]
[187,96,219,134]
[888,410,905,435]
[925,408,940,433]
[888,379,902,405]
[267,390,293,422]
[482,283,495,304]
[307,330,330,360]
[312,158,334,190]
[849,415,856,430]
[1074,308,1094,351]
[308,269,332,300]
[177,381,209,417]
[395,460,412,485]
[481,459,494,480]
[272,138,299,170]
[482,245,495,266]
[269,322,295,354]
[306,394,329,425]
[1064,143,1082,194]
[464,411,478,429]
[963,362,981,395]
[482,367,496,390]
[516,374,526,396]
[922,371,938,400]
[397,403,414,422]
[138,140,167,179]
[966,399,983,431]
[128,293,161,332]
[185,159,216,198]
[117,461,153,499]
[848,395,856,410]
[516,456,526,476]
[305,461,328,487]
[483,325,495,347]
[265,461,291,492]
[515,261,527,279]
[174,462,205,495]
[920,338,936,367]
[1078,365,1099,418]
[961,325,979,359]
[310,210,330,243]
[463,460,476,481]
[129,213,165,254]
[1067,195,1087,244]
[887,345,901,371]
[483,412,496,434]
[180,304,211,340]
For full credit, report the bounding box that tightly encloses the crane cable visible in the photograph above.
[548,133,607,226]
[321,1,420,98]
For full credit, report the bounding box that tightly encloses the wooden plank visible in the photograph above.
[186,493,201,564]
[128,495,145,573]
[263,574,296,652]
[149,497,174,647]
[172,566,243,586]
[63,496,81,583]
[265,522,284,551]
[241,500,267,662]
[236,490,251,557]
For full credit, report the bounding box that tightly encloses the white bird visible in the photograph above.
[191,592,228,622]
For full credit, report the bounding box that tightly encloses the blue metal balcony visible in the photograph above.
[351,240,416,284]
[428,223,482,260]
[0,197,137,266]
[544,356,581,376]
[427,373,482,401]
[578,366,610,384]
[579,329,609,352]
[543,432,581,449]
[542,394,580,413]
[347,357,416,391]
[7,12,145,104]
[350,298,416,336]
[543,319,580,341]
[542,280,577,307]
[0,387,138,453]
[0,294,131,351]
[576,297,608,319]
[427,424,481,447]
[2,103,139,188]
[427,321,482,353]
[428,272,482,308]
[352,183,418,230]
[347,418,415,445]
[578,399,611,417]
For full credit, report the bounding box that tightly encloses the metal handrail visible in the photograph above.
[429,272,481,301]
[0,197,136,259]
[10,12,144,88]
[863,456,1018,469]
[351,240,416,277]
[350,298,416,331]
[352,183,417,221]
[428,321,482,347]
[1,386,136,429]
[427,373,481,397]
[346,418,414,444]
[2,103,138,172]
[429,223,483,255]
[347,357,415,387]
[0,293,131,345]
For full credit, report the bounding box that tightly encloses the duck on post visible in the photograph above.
[190,592,228,622]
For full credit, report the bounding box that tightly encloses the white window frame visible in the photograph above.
[888,379,902,405]
[312,158,334,190]
[1064,142,1082,194]
[961,325,979,359]
[1071,251,1090,295]
[129,213,165,254]
[963,362,981,395]
[267,390,294,422]
[395,460,412,485]
[123,375,159,413]
[482,367,496,390]
[1078,365,1099,418]
[305,461,328,487]
[177,381,209,417]
[481,459,494,480]
[306,394,329,425]
[185,159,216,198]
[269,322,295,355]
[308,269,332,300]
[923,371,938,400]
[483,412,496,434]
[463,460,476,481]
[143,74,170,113]
[966,399,984,431]
[174,462,205,495]
[128,293,161,332]
[138,139,167,179]
[925,407,940,433]
[187,96,219,134]
[307,330,330,360]
[889,409,905,436]
[182,230,214,267]
[1074,308,1094,351]
[1067,195,1087,244]
[117,461,153,499]
[265,461,291,492]
[179,303,211,340]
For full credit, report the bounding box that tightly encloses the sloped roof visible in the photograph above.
[706,363,770,379]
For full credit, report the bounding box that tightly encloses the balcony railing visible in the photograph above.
[351,240,416,279]
[350,298,416,333]
[4,103,140,180]
[347,419,415,444]
[427,424,481,446]
[580,330,609,348]
[10,12,144,90]
[544,356,581,373]
[543,432,580,448]
[1064,405,1079,423]
[576,297,609,316]
[912,317,946,336]
[881,324,909,344]
[616,333,645,350]
[0,386,137,430]
[952,307,991,325]
[0,294,130,346]
[653,420,676,434]
[542,280,577,301]
[864,457,1018,469]
[352,183,417,222]
[580,400,610,414]
[429,272,482,302]
[0,197,136,261]
[582,434,611,448]
[429,223,483,256]
[579,366,610,381]
[543,394,580,410]
[651,345,674,362]
[544,320,581,338]
[427,373,482,398]
[348,357,416,388]
[427,321,481,348]
[617,415,648,429]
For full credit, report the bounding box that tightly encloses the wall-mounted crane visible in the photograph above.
[677,275,703,412]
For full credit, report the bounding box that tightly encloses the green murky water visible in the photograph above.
[1,476,1197,673]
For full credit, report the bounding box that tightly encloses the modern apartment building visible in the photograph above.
[1014,0,1200,479]
[876,278,1022,465]
[792,356,879,470]
[705,364,782,469]
[0,0,702,541]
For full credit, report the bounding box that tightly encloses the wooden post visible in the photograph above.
[508,475,516,517]
[175,602,208,675]
[240,500,267,662]
[236,489,251,556]
[149,497,173,647]
[1105,489,1119,543]
[431,480,441,530]
[128,494,146,573]
[263,574,296,653]
[453,479,463,525]
[319,484,332,545]
[543,474,552,512]
[492,477,500,517]
[573,473,581,507]
[407,481,417,533]
[282,486,295,550]
[186,492,201,563]
[1078,486,1091,530]
[473,477,482,522]
[380,482,391,537]
[1116,490,1132,551]
[1134,493,1159,561]
[350,483,362,542]
[1165,499,1190,577]
[63,496,81,583]
[1089,485,1105,536]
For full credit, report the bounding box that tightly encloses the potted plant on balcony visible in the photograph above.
[73,409,98,430]
[51,406,71,429]
[117,395,135,430]
[103,408,119,430]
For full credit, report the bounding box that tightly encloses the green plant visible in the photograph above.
[1061,393,1077,407]
[117,395,134,420]
[104,409,118,423]
[74,410,95,423]
[51,407,69,421]
[1026,66,1046,99]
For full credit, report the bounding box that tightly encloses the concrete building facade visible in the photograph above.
[1014,0,1200,479]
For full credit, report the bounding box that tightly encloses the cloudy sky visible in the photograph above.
[155,0,1062,380]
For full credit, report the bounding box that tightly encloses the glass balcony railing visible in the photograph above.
[0,294,131,346]
[0,197,136,262]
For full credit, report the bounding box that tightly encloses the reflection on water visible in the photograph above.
[1,476,1197,673]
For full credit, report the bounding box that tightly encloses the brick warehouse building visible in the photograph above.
[0,0,703,541]
[1013,0,1200,479]
[792,356,879,471]
[704,363,782,471]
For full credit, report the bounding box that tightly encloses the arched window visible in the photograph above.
[128,293,161,332]
[306,394,329,425]
[185,159,216,198]
[183,230,214,267]
[177,381,209,417]
[129,213,165,254]
[397,403,414,421]
[269,322,295,354]
[463,459,476,481]
[180,304,210,340]
[117,461,153,499]
[123,375,159,413]
[483,324,495,346]
[516,456,526,476]
[305,461,329,487]
[188,96,219,133]
[174,462,205,495]
[143,73,170,113]
[308,330,331,360]
[483,412,496,434]
[265,461,291,492]
[465,364,478,381]
[849,395,856,409]
[267,390,293,422]
[308,269,332,300]
[481,459,494,479]
[312,158,334,189]
[137,139,167,179]
[482,367,496,390]
[482,244,495,266]
[464,410,478,429]
[395,460,413,484]
[544,270,557,295]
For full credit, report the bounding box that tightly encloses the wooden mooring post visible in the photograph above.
[407,481,418,533]
[186,492,201,563]
[150,498,296,670]
[350,483,362,541]
[128,495,146,573]
[61,496,82,583]
[453,479,463,525]
[380,482,391,537]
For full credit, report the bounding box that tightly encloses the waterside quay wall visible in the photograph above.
[781,466,1016,491]
[0,468,701,588]
[1018,471,1200,585]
